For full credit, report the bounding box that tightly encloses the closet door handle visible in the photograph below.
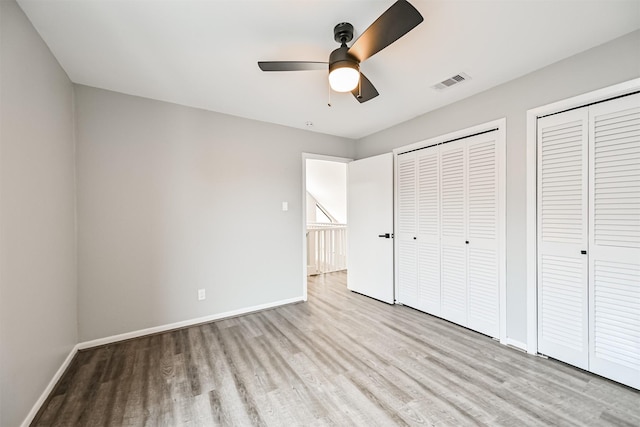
[378,233,391,239]
[581,250,587,255]
[465,241,469,244]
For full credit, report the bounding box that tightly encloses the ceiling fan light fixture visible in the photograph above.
[328,62,360,92]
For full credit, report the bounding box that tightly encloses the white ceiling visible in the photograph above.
[17,0,640,139]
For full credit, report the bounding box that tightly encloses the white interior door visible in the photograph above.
[347,153,394,304]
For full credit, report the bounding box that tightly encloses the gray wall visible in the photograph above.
[75,86,355,341]
[0,1,78,426]
[355,30,640,345]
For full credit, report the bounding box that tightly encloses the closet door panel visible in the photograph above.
[417,149,441,315]
[467,136,500,337]
[588,93,640,389]
[440,141,467,326]
[537,109,589,370]
[397,153,418,307]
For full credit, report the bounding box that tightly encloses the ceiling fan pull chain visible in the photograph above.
[328,84,332,107]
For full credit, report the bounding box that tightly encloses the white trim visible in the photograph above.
[301,153,352,301]
[392,153,401,303]
[20,344,80,427]
[78,296,303,349]
[21,296,302,426]
[504,338,528,353]
[526,110,539,355]
[393,118,507,344]
[525,78,640,355]
[496,119,507,346]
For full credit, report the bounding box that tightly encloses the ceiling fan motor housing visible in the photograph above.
[329,45,359,73]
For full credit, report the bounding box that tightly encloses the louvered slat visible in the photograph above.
[539,119,584,244]
[441,148,465,238]
[593,260,640,370]
[468,248,499,336]
[540,255,585,351]
[441,246,467,325]
[593,104,640,249]
[398,155,416,235]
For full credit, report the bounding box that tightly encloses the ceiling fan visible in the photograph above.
[258,0,424,103]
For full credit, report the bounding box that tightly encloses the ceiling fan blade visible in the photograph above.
[348,0,424,63]
[258,61,328,72]
[351,73,379,103]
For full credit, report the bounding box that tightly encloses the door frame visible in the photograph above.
[525,78,640,355]
[301,153,352,301]
[392,118,507,344]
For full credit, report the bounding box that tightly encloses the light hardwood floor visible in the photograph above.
[33,272,640,426]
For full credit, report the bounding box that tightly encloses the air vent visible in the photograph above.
[432,72,471,90]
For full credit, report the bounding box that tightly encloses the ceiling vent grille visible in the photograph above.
[432,72,471,90]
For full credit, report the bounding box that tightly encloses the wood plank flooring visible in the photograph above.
[33,272,640,426]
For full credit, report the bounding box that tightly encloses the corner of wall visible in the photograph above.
[71,83,80,344]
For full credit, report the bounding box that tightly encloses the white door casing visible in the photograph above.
[532,89,640,390]
[347,153,395,304]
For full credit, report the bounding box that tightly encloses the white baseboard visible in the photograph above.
[78,296,303,349]
[21,296,304,426]
[21,344,80,427]
[504,337,528,352]
[78,296,304,349]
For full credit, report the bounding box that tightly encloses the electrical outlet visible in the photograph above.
[197,289,206,301]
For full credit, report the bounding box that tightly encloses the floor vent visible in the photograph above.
[433,72,471,90]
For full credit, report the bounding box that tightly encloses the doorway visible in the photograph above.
[302,154,351,300]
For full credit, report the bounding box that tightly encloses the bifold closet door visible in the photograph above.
[416,149,441,315]
[440,139,468,326]
[466,134,500,338]
[537,108,589,370]
[396,149,441,314]
[588,93,640,389]
[397,132,500,337]
[397,153,418,306]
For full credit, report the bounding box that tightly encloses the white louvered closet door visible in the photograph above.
[440,140,468,326]
[397,153,418,307]
[417,148,441,315]
[588,93,640,389]
[466,134,500,338]
[537,108,589,370]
